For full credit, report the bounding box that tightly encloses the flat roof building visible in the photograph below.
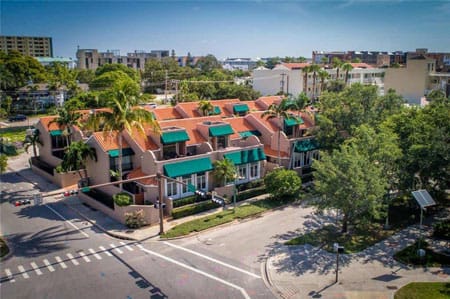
[0,36,53,57]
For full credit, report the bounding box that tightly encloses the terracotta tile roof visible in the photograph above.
[127,168,157,186]
[152,107,183,121]
[175,102,202,118]
[227,117,259,140]
[91,131,131,152]
[129,127,159,151]
[243,101,263,112]
[39,116,59,132]
[160,116,223,145]
[252,111,279,133]
[350,63,373,69]
[282,63,310,69]
[256,96,282,109]
[264,145,289,158]
[209,99,241,117]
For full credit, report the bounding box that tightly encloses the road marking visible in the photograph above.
[138,245,251,299]
[17,265,30,279]
[99,246,112,257]
[43,259,55,272]
[30,262,43,275]
[78,251,91,263]
[66,253,79,265]
[55,256,67,269]
[163,242,261,279]
[110,243,123,254]
[88,248,102,260]
[45,204,89,238]
[120,241,134,251]
[5,269,15,283]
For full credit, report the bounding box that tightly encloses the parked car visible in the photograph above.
[8,114,27,122]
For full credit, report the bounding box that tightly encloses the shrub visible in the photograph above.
[433,219,450,240]
[113,192,132,207]
[236,186,266,202]
[264,168,301,199]
[124,209,146,228]
[172,200,220,219]
[172,194,210,208]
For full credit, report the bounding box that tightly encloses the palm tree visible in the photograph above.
[97,79,160,191]
[198,100,213,116]
[317,69,330,93]
[302,65,311,94]
[332,57,343,80]
[309,64,321,100]
[261,98,292,166]
[61,141,97,179]
[48,107,81,146]
[290,92,309,117]
[23,129,42,157]
[212,159,236,187]
[341,63,354,85]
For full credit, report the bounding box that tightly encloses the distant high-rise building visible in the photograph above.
[0,35,53,57]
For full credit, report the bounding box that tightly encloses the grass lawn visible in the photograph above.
[0,127,28,142]
[394,241,450,267]
[285,223,398,253]
[162,197,294,238]
[394,282,450,299]
[0,237,9,258]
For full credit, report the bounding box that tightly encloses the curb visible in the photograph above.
[62,201,138,241]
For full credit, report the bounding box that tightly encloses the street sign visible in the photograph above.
[33,193,43,205]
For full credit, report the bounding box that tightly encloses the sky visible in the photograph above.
[1,0,449,60]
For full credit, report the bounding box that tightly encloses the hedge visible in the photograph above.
[172,194,210,208]
[236,186,266,202]
[172,200,220,219]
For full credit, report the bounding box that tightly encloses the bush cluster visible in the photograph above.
[171,200,220,219]
[172,194,210,208]
[433,219,450,240]
[124,209,146,228]
[113,192,132,207]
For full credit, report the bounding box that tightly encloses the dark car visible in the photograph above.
[8,114,27,122]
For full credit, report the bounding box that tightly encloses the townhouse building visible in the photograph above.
[33,97,318,217]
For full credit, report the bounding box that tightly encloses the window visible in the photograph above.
[163,143,177,159]
[217,136,227,149]
[249,163,259,179]
[238,165,247,181]
[110,155,133,172]
[196,172,206,190]
[182,175,193,193]
[167,180,177,197]
[293,152,303,168]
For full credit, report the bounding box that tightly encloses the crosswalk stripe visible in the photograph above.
[88,248,102,260]
[66,253,79,265]
[120,241,134,251]
[55,256,67,269]
[30,262,43,275]
[5,268,15,283]
[110,243,123,254]
[43,259,55,272]
[78,251,91,263]
[99,246,112,257]
[17,265,30,279]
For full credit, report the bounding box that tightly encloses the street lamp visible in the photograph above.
[333,243,344,283]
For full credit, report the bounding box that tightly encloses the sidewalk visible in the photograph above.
[265,225,450,299]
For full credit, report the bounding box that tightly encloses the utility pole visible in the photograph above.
[286,75,290,95]
[280,73,286,94]
[157,172,164,235]
[172,79,180,103]
[164,70,168,104]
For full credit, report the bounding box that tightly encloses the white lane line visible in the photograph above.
[44,204,89,238]
[30,262,43,275]
[99,246,112,257]
[5,269,15,283]
[163,241,261,279]
[55,256,67,269]
[120,241,134,251]
[43,259,55,272]
[88,248,102,260]
[17,265,30,279]
[110,243,123,254]
[138,245,250,299]
[66,253,79,265]
[78,251,91,263]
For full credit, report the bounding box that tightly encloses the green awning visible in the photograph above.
[294,139,319,153]
[239,130,261,138]
[233,104,249,113]
[108,148,135,158]
[164,157,213,178]
[209,124,234,137]
[223,148,266,165]
[160,130,190,144]
[284,116,304,127]
[50,130,62,136]
[212,106,221,115]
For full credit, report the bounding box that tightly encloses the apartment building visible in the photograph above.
[0,35,53,57]
[76,49,170,71]
[222,58,259,71]
[312,50,407,67]
[252,63,385,98]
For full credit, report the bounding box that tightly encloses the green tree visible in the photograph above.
[264,168,301,199]
[48,107,82,146]
[317,69,330,93]
[60,141,97,178]
[23,129,43,158]
[195,54,222,73]
[332,57,343,80]
[212,159,236,187]
[313,143,387,233]
[309,64,321,100]
[261,98,294,165]
[0,154,7,173]
[90,70,135,91]
[76,69,96,84]
[302,65,311,94]
[97,79,160,190]
[341,62,354,85]
[95,63,140,83]
[198,100,213,116]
